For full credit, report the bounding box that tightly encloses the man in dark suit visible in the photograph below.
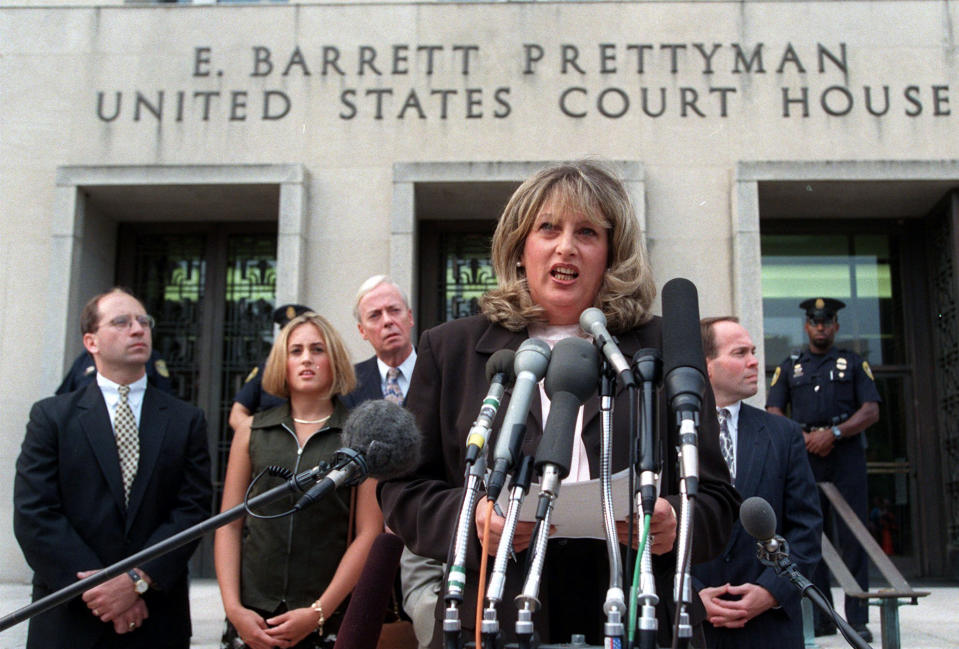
[692,317,822,649]
[14,287,212,649]
[342,275,417,408]
[340,275,433,646]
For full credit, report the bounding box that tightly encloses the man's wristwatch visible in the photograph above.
[128,570,148,595]
[831,426,842,441]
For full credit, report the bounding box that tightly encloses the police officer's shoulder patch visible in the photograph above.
[244,366,259,383]
[770,366,782,387]
[862,360,875,381]
[155,359,170,378]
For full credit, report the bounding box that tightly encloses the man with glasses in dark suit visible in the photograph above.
[14,287,212,649]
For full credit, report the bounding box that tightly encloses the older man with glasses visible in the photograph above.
[14,287,212,649]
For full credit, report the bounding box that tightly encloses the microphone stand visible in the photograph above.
[482,456,534,649]
[0,464,329,632]
[598,368,627,647]
[756,537,873,649]
[444,452,488,649]
[671,412,699,649]
[513,464,562,649]
[632,349,662,649]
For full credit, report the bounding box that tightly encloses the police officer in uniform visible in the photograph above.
[227,303,313,433]
[766,297,880,642]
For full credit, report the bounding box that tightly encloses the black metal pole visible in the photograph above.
[0,471,319,632]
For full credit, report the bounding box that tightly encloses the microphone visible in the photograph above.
[534,337,599,479]
[580,307,636,389]
[739,497,874,649]
[662,277,706,499]
[740,496,781,554]
[661,278,707,648]
[486,338,551,502]
[294,400,421,511]
[662,278,707,418]
[465,349,516,464]
[516,338,598,618]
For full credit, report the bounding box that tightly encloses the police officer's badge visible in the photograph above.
[862,361,875,381]
[286,305,297,322]
[771,366,781,386]
[836,357,848,370]
[815,298,825,309]
[155,359,170,378]
[793,363,803,377]
[245,366,259,383]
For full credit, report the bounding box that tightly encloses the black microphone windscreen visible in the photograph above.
[661,277,706,377]
[544,337,600,402]
[486,349,516,386]
[740,496,778,542]
[332,532,405,649]
[342,400,421,479]
[536,338,599,475]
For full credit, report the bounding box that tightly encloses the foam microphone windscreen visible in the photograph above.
[342,399,422,479]
[661,277,706,377]
[740,496,778,542]
[661,277,707,412]
[332,532,405,649]
[535,337,599,477]
[486,348,517,386]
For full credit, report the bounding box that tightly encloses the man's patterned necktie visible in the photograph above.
[718,407,736,484]
[384,367,404,404]
[115,385,140,506]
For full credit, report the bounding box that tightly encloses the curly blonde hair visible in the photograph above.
[480,159,656,333]
[261,313,357,399]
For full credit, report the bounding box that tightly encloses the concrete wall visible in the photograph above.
[3,0,959,579]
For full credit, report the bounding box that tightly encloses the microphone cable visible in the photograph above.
[627,512,651,644]
[244,463,329,520]
[476,498,495,649]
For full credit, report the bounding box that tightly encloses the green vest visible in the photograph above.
[240,400,351,614]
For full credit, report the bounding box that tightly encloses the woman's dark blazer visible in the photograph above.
[378,314,739,647]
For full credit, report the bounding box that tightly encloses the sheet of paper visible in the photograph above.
[495,469,633,539]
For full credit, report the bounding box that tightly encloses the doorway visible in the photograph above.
[117,223,278,576]
[760,225,929,576]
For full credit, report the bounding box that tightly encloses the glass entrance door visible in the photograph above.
[760,231,918,571]
[117,224,277,576]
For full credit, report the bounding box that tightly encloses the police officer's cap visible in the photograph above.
[800,297,845,321]
[272,304,314,328]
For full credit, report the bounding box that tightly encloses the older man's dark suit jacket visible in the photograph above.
[14,381,212,649]
[378,315,740,648]
[343,355,414,409]
[341,356,385,410]
[692,403,822,649]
